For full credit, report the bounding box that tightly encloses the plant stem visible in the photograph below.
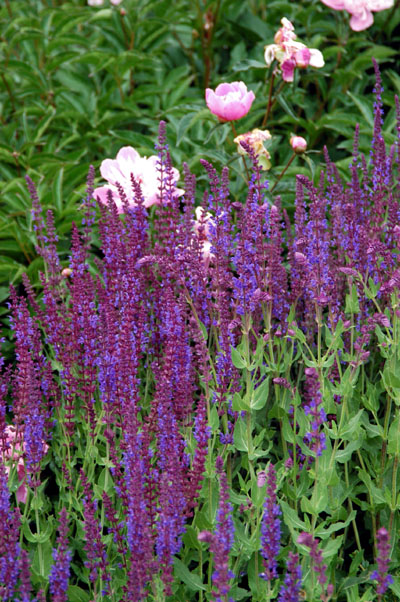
[261,72,275,128]
[270,153,296,193]
[230,122,250,182]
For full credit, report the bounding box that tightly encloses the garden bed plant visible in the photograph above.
[1,1,400,601]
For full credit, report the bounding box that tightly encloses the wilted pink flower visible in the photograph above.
[234,129,272,170]
[205,82,255,122]
[320,0,393,31]
[264,18,324,82]
[290,135,307,154]
[93,146,183,213]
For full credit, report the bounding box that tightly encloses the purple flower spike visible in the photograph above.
[49,508,72,602]
[297,532,332,600]
[278,552,302,602]
[198,456,234,602]
[371,527,393,598]
[303,368,327,458]
[260,463,281,581]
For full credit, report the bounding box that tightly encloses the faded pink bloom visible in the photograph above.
[193,207,215,268]
[320,0,394,31]
[205,82,255,122]
[61,267,72,278]
[234,129,272,170]
[93,146,184,213]
[2,426,48,504]
[264,18,324,82]
[290,135,307,154]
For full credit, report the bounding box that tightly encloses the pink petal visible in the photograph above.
[281,58,296,82]
[320,0,347,8]
[16,483,27,504]
[94,185,125,213]
[295,47,311,68]
[100,158,125,186]
[368,0,393,9]
[219,100,248,121]
[115,146,140,177]
[214,83,234,96]
[308,49,325,68]
[349,8,373,30]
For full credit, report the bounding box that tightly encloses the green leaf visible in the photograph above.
[251,378,269,411]
[173,557,206,592]
[233,416,249,452]
[280,500,307,531]
[345,284,359,314]
[388,415,400,456]
[232,391,250,412]
[32,540,53,578]
[231,345,246,370]
[67,586,91,602]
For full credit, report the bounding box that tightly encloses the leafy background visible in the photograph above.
[1,0,399,294]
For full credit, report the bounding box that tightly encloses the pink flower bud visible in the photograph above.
[290,135,307,154]
[257,471,267,487]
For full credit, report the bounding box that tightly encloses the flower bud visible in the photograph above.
[290,135,307,154]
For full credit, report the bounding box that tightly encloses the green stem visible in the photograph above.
[270,153,296,193]
[261,71,275,128]
[230,122,250,182]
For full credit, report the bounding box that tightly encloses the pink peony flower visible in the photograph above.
[93,146,184,213]
[205,82,255,122]
[290,135,307,154]
[264,18,324,82]
[320,0,394,31]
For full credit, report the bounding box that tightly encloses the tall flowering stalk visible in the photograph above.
[49,508,72,602]
[303,368,327,459]
[0,464,21,601]
[80,470,109,596]
[297,532,333,601]
[278,552,302,602]
[371,527,393,600]
[260,463,281,582]
[198,456,234,602]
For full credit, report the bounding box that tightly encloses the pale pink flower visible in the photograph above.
[320,0,394,31]
[88,0,123,6]
[93,146,184,213]
[264,18,324,82]
[290,135,307,154]
[2,426,48,504]
[205,82,255,122]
